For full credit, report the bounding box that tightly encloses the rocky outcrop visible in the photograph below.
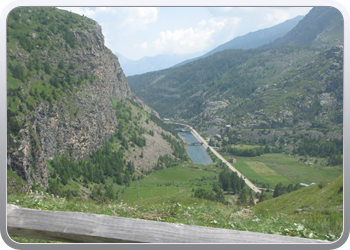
[7,20,149,188]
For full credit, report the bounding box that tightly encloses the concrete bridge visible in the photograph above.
[187,142,203,146]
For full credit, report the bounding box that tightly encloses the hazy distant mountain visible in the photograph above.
[114,52,131,66]
[119,15,304,76]
[175,15,304,67]
[205,15,305,55]
[115,51,207,76]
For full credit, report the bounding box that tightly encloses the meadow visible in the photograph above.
[222,153,342,188]
[8,169,343,243]
[7,151,343,243]
[120,164,219,202]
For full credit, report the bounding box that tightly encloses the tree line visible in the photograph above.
[292,136,343,166]
[273,182,302,198]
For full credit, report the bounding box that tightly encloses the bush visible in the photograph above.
[318,181,327,189]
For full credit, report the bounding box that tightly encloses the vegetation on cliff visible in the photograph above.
[7,7,187,193]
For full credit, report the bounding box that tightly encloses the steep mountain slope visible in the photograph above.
[7,7,185,189]
[128,46,343,127]
[127,7,343,131]
[265,7,343,49]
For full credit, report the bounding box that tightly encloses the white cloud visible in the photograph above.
[59,7,158,30]
[141,42,148,49]
[262,9,295,28]
[120,7,158,29]
[152,18,227,54]
[57,7,312,59]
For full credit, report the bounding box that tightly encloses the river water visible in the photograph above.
[177,131,213,165]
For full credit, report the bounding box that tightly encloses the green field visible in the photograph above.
[120,165,219,202]
[222,153,342,189]
[245,160,292,186]
[225,157,277,188]
[7,152,343,243]
[252,154,342,184]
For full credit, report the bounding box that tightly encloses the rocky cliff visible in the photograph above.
[7,7,160,188]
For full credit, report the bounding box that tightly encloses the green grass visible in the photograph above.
[223,157,277,188]
[7,148,343,243]
[244,159,293,186]
[121,165,218,202]
[8,174,343,243]
[253,153,342,184]
[252,175,343,241]
[222,153,342,187]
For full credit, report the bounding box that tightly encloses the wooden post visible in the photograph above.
[137,180,139,200]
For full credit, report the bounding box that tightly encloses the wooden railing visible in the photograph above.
[7,204,327,243]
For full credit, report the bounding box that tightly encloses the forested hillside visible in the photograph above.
[127,6,343,169]
[128,7,342,125]
[128,45,343,127]
[7,7,187,196]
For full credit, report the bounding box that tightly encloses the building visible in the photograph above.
[228,157,237,163]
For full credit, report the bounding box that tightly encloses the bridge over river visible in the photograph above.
[187,141,203,146]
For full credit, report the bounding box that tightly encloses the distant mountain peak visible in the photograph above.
[264,7,343,49]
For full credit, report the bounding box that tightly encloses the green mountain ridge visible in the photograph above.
[127,7,343,132]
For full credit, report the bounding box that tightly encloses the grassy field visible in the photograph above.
[245,159,293,186]
[7,149,343,243]
[222,153,342,188]
[121,164,219,202]
[226,157,278,188]
[8,173,343,243]
[252,153,342,184]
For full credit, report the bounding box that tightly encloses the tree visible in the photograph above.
[238,187,248,204]
[124,170,131,187]
[212,182,225,203]
[12,65,25,82]
[249,193,255,206]
[44,61,52,75]
[219,171,230,191]
[58,59,65,70]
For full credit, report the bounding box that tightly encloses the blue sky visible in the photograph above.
[58,7,313,60]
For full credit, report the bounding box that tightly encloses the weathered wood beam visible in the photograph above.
[7,204,327,243]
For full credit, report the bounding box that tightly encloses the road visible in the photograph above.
[172,122,261,193]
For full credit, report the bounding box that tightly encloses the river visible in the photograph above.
[177,131,213,165]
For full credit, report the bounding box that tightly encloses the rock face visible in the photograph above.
[7,18,148,188]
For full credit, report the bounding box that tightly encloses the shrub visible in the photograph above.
[318,181,327,189]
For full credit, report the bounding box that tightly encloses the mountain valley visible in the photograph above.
[6,6,344,244]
